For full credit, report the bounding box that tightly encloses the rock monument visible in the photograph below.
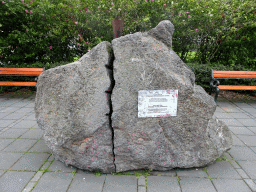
[35,20,232,173]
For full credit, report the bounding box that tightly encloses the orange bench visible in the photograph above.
[0,68,44,87]
[210,69,256,102]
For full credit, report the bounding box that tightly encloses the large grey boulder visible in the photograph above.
[35,20,232,173]
[111,20,232,172]
[35,41,115,173]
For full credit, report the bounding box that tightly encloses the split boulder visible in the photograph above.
[35,20,232,173]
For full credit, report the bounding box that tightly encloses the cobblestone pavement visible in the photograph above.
[0,93,256,192]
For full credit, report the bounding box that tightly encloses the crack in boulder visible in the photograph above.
[105,49,116,171]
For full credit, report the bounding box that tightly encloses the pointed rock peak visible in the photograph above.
[147,20,175,48]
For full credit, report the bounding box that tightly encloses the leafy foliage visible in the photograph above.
[0,0,255,94]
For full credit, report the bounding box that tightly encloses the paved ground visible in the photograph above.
[0,93,256,192]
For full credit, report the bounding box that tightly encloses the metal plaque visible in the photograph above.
[138,90,178,118]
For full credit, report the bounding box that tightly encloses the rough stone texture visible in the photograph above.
[35,41,115,173]
[35,20,232,173]
[111,20,232,172]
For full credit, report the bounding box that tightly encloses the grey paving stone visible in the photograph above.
[22,181,36,192]
[247,127,256,134]
[247,102,256,107]
[31,171,44,182]
[10,102,31,108]
[0,119,17,127]
[244,179,256,192]
[0,152,24,169]
[11,153,50,171]
[2,112,27,120]
[222,152,233,160]
[229,160,241,169]
[67,173,105,192]
[230,113,252,119]
[179,178,216,192]
[220,107,241,113]
[47,155,55,162]
[0,170,5,177]
[234,103,255,108]
[3,139,37,152]
[23,113,36,120]
[0,101,14,107]
[0,112,8,119]
[236,169,250,179]
[103,175,137,192]
[236,135,256,146]
[250,147,256,153]
[138,175,145,185]
[0,138,15,150]
[232,134,246,146]
[20,129,43,139]
[14,107,34,113]
[237,119,256,127]
[32,172,73,192]
[215,107,226,113]
[11,120,37,128]
[242,108,256,114]
[24,103,35,108]
[219,119,244,127]
[0,107,19,113]
[207,161,241,179]
[212,179,251,192]
[39,162,51,171]
[177,168,208,178]
[29,140,51,153]
[216,102,235,107]
[48,159,77,173]
[229,146,256,160]
[150,170,177,177]
[237,161,256,179]
[0,128,29,138]
[229,127,255,135]
[147,176,181,192]
[22,171,44,192]
[214,113,234,119]
[32,123,40,129]
[138,186,146,192]
[0,171,35,192]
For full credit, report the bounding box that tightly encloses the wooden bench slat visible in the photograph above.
[214,74,256,78]
[0,71,43,75]
[0,68,43,75]
[0,81,37,86]
[213,71,256,75]
[213,71,256,78]
[218,85,256,90]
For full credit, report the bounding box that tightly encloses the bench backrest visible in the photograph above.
[213,70,256,79]
[0,68,44,76]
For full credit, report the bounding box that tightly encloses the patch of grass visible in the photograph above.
[94,170,104,177]
[157,174,162,176]
[226,158,232,165]
[111,172,123,176]
[215,158,224,161]
[72,170,77,178]
[208,176,212,180]
[176,176,180,182]
[134,169,152,179]
[42,168,50,174]
[55,169,61,173]
[203,167,208,173]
